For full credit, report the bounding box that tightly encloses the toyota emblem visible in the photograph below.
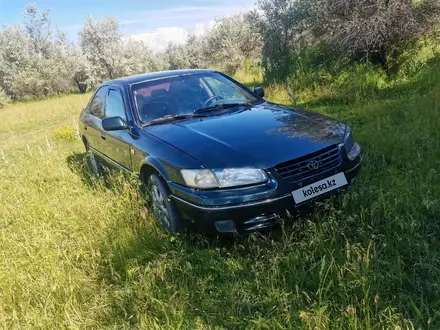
[307,160,320,170]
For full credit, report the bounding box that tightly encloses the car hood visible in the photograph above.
[144,103,346,169]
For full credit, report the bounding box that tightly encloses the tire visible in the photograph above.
[147,173,184,233]
[84,140,100,174]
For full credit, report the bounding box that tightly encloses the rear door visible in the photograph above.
[100,87,133,171]
[82,86,108,155]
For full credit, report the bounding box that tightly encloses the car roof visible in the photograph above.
[104,69,217,86]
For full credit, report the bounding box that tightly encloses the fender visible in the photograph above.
[139,155,170,182]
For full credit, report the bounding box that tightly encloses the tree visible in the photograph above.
[250,0,308,81]
[162,14,261,73]
[0,87,10,108]
[305,0,440,70]
[204,14,261,74]
[79,17,124,82]
[0,5,75,99]
[185,35,207,69]
[165,43,191,70]
[122,39,167,75]
[0,26,32,98]
[23,3,52,57]
[65,44,91,93]
[254,0,440,80]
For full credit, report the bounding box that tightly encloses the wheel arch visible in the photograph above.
[139,156,170,183]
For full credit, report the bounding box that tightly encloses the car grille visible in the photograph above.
[274,145,342,183]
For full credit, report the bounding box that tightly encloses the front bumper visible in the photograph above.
[170,154,362,235]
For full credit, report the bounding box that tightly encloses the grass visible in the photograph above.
[1,61,440,329]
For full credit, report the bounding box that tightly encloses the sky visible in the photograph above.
[0,0,255,51]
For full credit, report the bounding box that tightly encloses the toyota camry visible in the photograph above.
[78,70,362,234]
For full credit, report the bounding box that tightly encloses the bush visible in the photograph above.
[307,0,440,70]
[253,0,440,82]
[53,124,78,141]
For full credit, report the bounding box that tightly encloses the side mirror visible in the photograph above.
[254,87,265,98]
[102,116,127,131]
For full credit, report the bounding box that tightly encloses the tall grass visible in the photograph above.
[0,54,440,328]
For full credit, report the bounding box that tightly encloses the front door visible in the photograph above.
[82,86,108,154]
[100,88,133,171]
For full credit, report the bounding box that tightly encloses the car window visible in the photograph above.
[132,72,260,124]
[203,76,247,100]
[88,86,108,119]
[106,89,126,119]
[138,82,170,97]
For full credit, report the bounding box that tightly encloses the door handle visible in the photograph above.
[101,135,106,140]
[84,125,88,130]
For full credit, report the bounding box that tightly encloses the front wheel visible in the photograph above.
[147,173,184,233]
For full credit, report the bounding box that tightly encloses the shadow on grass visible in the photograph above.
[64,155,355,328]
[66,152,97,188]
[93,190,343,328]
[62,144,440,328]
[66,152,128,191]
[97,216,317,328]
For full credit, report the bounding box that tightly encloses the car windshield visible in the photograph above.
[131,72,262,125]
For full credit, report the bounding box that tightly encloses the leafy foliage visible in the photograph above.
[164,14,261,75]
[0,5,75,99]
[250,0,309,81]
[253,0,440,81]
[78,17,124,82]
[0,87,10,108]
[205,14,261,74]
[307,0,440,70]
[53,124,78,141]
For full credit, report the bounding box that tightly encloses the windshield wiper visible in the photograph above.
[143,103,253,126]
[193,102,253,115]
[143,114,194,126]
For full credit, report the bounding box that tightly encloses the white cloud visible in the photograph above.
[120,5,250,27]
[71,2,256,52]
[58,1,257,43]
[193,20,215,37]
[130,27,189,52]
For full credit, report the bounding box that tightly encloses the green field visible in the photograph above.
[1,62,440,329]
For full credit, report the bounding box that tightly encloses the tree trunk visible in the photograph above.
[78,83,87,94]
[378,46,389,71]
[74,77,88,94]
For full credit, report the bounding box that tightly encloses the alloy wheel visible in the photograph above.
[151,184,171,230]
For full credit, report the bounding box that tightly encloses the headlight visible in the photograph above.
[343,127,361,161]
[181,168,268,189]
[180,169,218,189]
